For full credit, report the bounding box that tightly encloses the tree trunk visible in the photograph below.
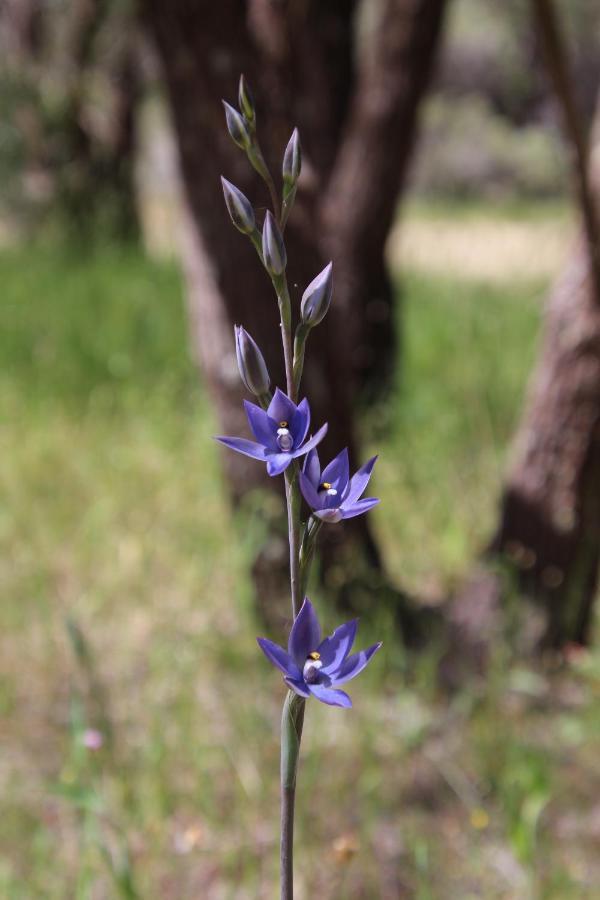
[321,0,448,395]
[446,96,600,672]
[142,0,447,637]
[494,231,600,648]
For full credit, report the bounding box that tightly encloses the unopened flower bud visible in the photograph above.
[282,128,301,185]
[262,210,287,275]
[238,75,256,128]
[222,101,251,150]
[221,177,255,234]
[235,325,271,396]
[300,261,333,326]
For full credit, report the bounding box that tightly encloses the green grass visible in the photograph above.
[1,240,599,898]
[376,268,543,590]
[403,195,573,224]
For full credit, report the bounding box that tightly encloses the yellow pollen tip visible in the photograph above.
[309,651,321,660]
[321,482,332,490]
[279,420,288,428]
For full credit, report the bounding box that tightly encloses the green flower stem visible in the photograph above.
[292,323,311,396]
[277,246,301,900]
[249,228,264,263]
[266,167,314,900]
[247,142,280,223]
[272,273,295,400]
[285,466,302,620]
[299,515,324,598]
[280,690,305,900]
[281,183,297,231]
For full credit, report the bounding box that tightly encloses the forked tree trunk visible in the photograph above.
[142,0,447,635]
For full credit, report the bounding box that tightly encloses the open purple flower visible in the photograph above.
[299,447,379,523]
[258,598,381,708]
[216,388,327,477]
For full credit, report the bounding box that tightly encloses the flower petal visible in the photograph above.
[292,423,328,458]
[340,497,380,519]
[299,472,324,511]
[257,638,301,679]
[330,642,382,685]
[215,436,267,460]
[303,448,321,488]
[342,456,378,505]
[292,398,310,447]
[284,676,311,698]
[318,620,358,673]
[321,448,350,491]
[266,453,293,476]
[267,388,297,425]
[308,683,352,708]
[244,401,277,450]
[288,598,321,666]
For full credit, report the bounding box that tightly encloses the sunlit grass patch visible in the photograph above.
[375,268,542,592]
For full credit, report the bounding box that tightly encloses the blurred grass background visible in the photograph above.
[1,203,599,897]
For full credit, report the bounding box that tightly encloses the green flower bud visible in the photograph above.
[282,128,301,185]
[300,262,333,326]
[235,325,271,396]
[262,211,287,275]
[238,74,256,129]
[221,177,255,234]
[222,101,251,150]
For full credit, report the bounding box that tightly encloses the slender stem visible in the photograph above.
[281,467,301,900]
[285,467,302,619]
[267,149,313,900]
[280,784,295,899]
[248,142,281,223]
[280,691,305,900]
[249,228,264,263]
[281,184,297,232]
[299,516,324,598]
[292,323,310,396]
[263,169,281,226]
[273,275,295,399]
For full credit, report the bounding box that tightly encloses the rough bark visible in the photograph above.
[494,229,600,642]
[321,0,448,394]
[446,96,600,669]
[142,0,447,636]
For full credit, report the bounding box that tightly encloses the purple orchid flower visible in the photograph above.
[299,447,379,523]
[216,388,327,477]
[258,598,381,708]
